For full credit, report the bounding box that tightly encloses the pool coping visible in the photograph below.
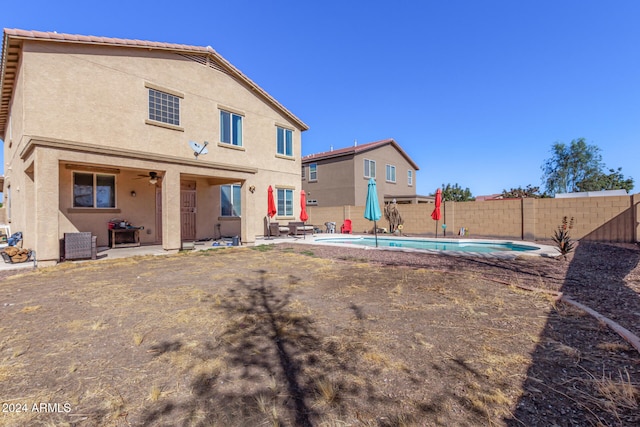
[281,234,560,259]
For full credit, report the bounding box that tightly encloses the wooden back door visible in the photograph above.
[181,181,196,241]
[155,186,163,244]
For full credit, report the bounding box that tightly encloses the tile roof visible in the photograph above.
[302,138,420,170]
[3,28,215,52]
[0,29,308,137]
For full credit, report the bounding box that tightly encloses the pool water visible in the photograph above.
[317,237,539,253]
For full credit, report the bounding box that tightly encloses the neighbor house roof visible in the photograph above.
[302,138,420,170]
[0,28,309,138]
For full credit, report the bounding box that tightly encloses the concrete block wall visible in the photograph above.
[303,193,639,243]
[443,199,523,238]
[535,195,633,242]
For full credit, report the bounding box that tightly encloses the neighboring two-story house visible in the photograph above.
[302,139,428,207]
[0,29,308,265]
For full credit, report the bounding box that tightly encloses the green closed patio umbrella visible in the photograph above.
[364,178,382,247]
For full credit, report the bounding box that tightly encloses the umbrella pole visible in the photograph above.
[374,220,378,247]
[435,221,438,238]
[267,217,272,240]
[303,221,306,239]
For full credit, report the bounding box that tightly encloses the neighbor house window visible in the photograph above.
[364,159,376,178]
[148,88,180,126]
[386,164,396,183]
[220,184,241,217]
[276,127,293,156]
[408,170,413,186]
[309,163,317,181]
[220,110,243,146]
[73,172,115,208]
[277,188,293,216]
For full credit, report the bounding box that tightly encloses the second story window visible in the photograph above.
[148,88,180,126]
[277,127,293,157]
[408,170,413,186]
[220,110,243,146]
[386,164,396,183]
[364,159,376,179]
[309,163,317,181]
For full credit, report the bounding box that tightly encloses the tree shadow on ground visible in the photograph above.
[138,269,443,426]
[505,242,640,426]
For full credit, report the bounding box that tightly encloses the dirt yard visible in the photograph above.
[0,241,638,426]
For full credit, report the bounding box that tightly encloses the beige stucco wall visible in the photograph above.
[3,39,306,263]
[303,156,356,206]
[302,143,417,207]
[354,145,416,206]
[21,42,302,171]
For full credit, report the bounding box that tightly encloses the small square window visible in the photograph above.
[148,88,180,126]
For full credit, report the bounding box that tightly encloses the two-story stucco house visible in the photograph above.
[0,29,308,265]
[302,139,429,207]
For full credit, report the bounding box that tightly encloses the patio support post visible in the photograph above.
[161,168,181,252]
[522,197,536,241]
[240,181,250,244]
[34,148,60,266]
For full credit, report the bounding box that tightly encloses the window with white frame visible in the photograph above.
[309,163,317,181]
[386,164,396,183]
[220,184,241,217]
[276,127,293,156]
[73,172,115,208]
[220,110,243,146]
[148,88,180,126]
[364,159,376,179]
[408,170,413,186]
[277,188,293,216]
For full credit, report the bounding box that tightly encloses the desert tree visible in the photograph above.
[542,138,633,195]
[437,183,474,202]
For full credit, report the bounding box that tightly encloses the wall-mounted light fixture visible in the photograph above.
[249,185,256,193]
[131,191,137,197]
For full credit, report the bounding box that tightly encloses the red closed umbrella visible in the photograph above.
[267,185,277,238]
[431,188,442,237]
[300,190,309,239]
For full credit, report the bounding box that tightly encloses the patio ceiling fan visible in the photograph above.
[135,171,161,185]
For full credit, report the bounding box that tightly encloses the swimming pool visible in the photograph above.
[311,236,558,258]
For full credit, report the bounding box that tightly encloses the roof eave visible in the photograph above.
[303,138,420,170]
[0,29,309,135]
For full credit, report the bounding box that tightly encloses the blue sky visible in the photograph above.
[2,0,639,197]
